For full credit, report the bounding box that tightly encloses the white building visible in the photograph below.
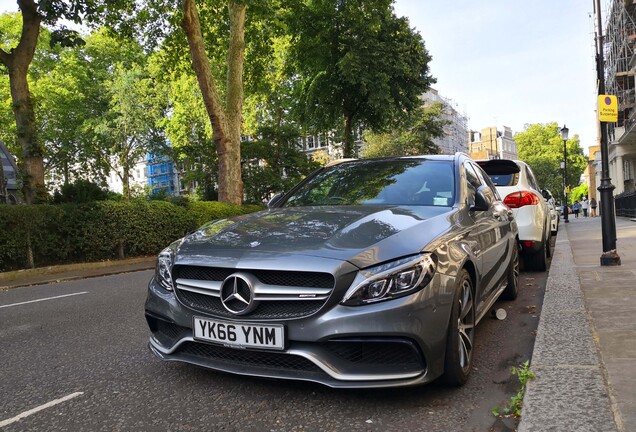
[422,89,469,155]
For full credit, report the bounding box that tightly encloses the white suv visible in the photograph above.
[541,189,559,235]
[477,159,551,271]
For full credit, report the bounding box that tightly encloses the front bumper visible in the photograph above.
[145,272,456,388]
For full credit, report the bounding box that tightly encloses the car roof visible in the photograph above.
[475,159,521,175]
[329,153,466,166]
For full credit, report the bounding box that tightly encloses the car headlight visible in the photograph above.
[155,241,180,291]
[341,254,437,306]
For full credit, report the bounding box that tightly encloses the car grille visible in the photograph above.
[177,341,323,372]
[176,266,334,288]
[147,315,190,346]
[177,290,324,319]
[322,339,424,370]
[173,265,336,320]
[171,339,425,383]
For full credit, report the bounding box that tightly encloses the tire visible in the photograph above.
[524,240,547,271]
[545,230,552,258]
[442,269,475,386]
[500,243,519,300]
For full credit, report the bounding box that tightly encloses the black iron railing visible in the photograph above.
[615,191,636,218]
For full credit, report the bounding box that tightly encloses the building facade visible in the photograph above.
[422,89,469,155]
[601,0,636,196]
[0,139,20,204]
[468,126,519,160]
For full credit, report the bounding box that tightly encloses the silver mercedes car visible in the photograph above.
[145,153,519,388]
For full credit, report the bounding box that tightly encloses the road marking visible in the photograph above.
[0,392,84,428]
[0,292,88,309]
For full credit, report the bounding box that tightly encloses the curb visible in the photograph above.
[517,225,617,431]
[0,257,155,290]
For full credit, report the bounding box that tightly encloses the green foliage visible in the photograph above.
[0,200,262,271]
[515,123,588,203]
[288,0,434,157]
[571,183,589,203]
[361,102,446,158]
[242,124,320,203]
[52,179,110,203]
[492,360,536,418]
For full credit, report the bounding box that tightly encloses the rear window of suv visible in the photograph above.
[487,173,519,186]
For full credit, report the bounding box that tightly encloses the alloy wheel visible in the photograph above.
[457,279,475,371]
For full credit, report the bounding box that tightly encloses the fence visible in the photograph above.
[615,191,636,218]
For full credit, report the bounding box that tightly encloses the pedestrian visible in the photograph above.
[581,196,589,217]
[590,197,597,217]
[572,200,581,218]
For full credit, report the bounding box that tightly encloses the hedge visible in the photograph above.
[0,200,264,272]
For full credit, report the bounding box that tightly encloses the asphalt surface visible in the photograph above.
[0,259,550,431]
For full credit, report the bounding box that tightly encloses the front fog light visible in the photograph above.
[341,254,437,306]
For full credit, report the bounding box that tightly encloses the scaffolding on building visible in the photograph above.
[422,90,469,155]
[147,153,178,195]
[604,0,636,130]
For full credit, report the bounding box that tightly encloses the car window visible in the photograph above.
[471,162,502,201]
[487,172,519,186]
[283,159,456,207]
[525,165,540,191]
[476,160,520,186]
[463,161,492,206]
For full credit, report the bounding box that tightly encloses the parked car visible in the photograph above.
[541,189,559,235]
[476,159,551,271]
[145,154,520,388]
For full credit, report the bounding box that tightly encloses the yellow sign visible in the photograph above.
[598,95,618,122]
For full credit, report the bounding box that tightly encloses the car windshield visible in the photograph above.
[283,159,455,207]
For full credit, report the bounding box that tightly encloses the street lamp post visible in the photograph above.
[594,0,621,266]
[560,125,569,223]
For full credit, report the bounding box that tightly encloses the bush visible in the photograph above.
[0,200,263,272]
[53,180,110,203]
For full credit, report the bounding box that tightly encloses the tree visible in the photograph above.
[0,0,131,203]
[514,122,588,201]
[289,0,434,157]
[181,0,246,204]
[361,102,447,158]
[125,0,287,204]
[94,64,165,200]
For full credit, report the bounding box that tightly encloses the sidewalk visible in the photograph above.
[519,215,636,432]
[0,256,155,290]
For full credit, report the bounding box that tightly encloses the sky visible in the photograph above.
[393,0,602,153]
[0,0,608,154]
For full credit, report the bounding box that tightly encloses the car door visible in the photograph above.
[464,161,512,309]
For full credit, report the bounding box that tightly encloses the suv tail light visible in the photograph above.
[503,191,540,208]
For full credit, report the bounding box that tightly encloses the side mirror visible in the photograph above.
[471,186,490,212]
[267,192,285,209]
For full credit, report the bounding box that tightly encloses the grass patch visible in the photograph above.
[492,360,536,418]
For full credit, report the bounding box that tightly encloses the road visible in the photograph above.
[0,256,549,432]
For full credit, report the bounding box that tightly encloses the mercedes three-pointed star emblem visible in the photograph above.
[220,273,257,315]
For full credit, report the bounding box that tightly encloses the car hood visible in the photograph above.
[176,205,454,269]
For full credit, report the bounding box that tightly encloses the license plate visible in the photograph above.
[193,317,285,350]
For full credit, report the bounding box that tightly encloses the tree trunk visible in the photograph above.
[225,1,246,204]
[122,164,131,201]
[182,0,245,205]
[343,113,355,158]
[0,1,44,204]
